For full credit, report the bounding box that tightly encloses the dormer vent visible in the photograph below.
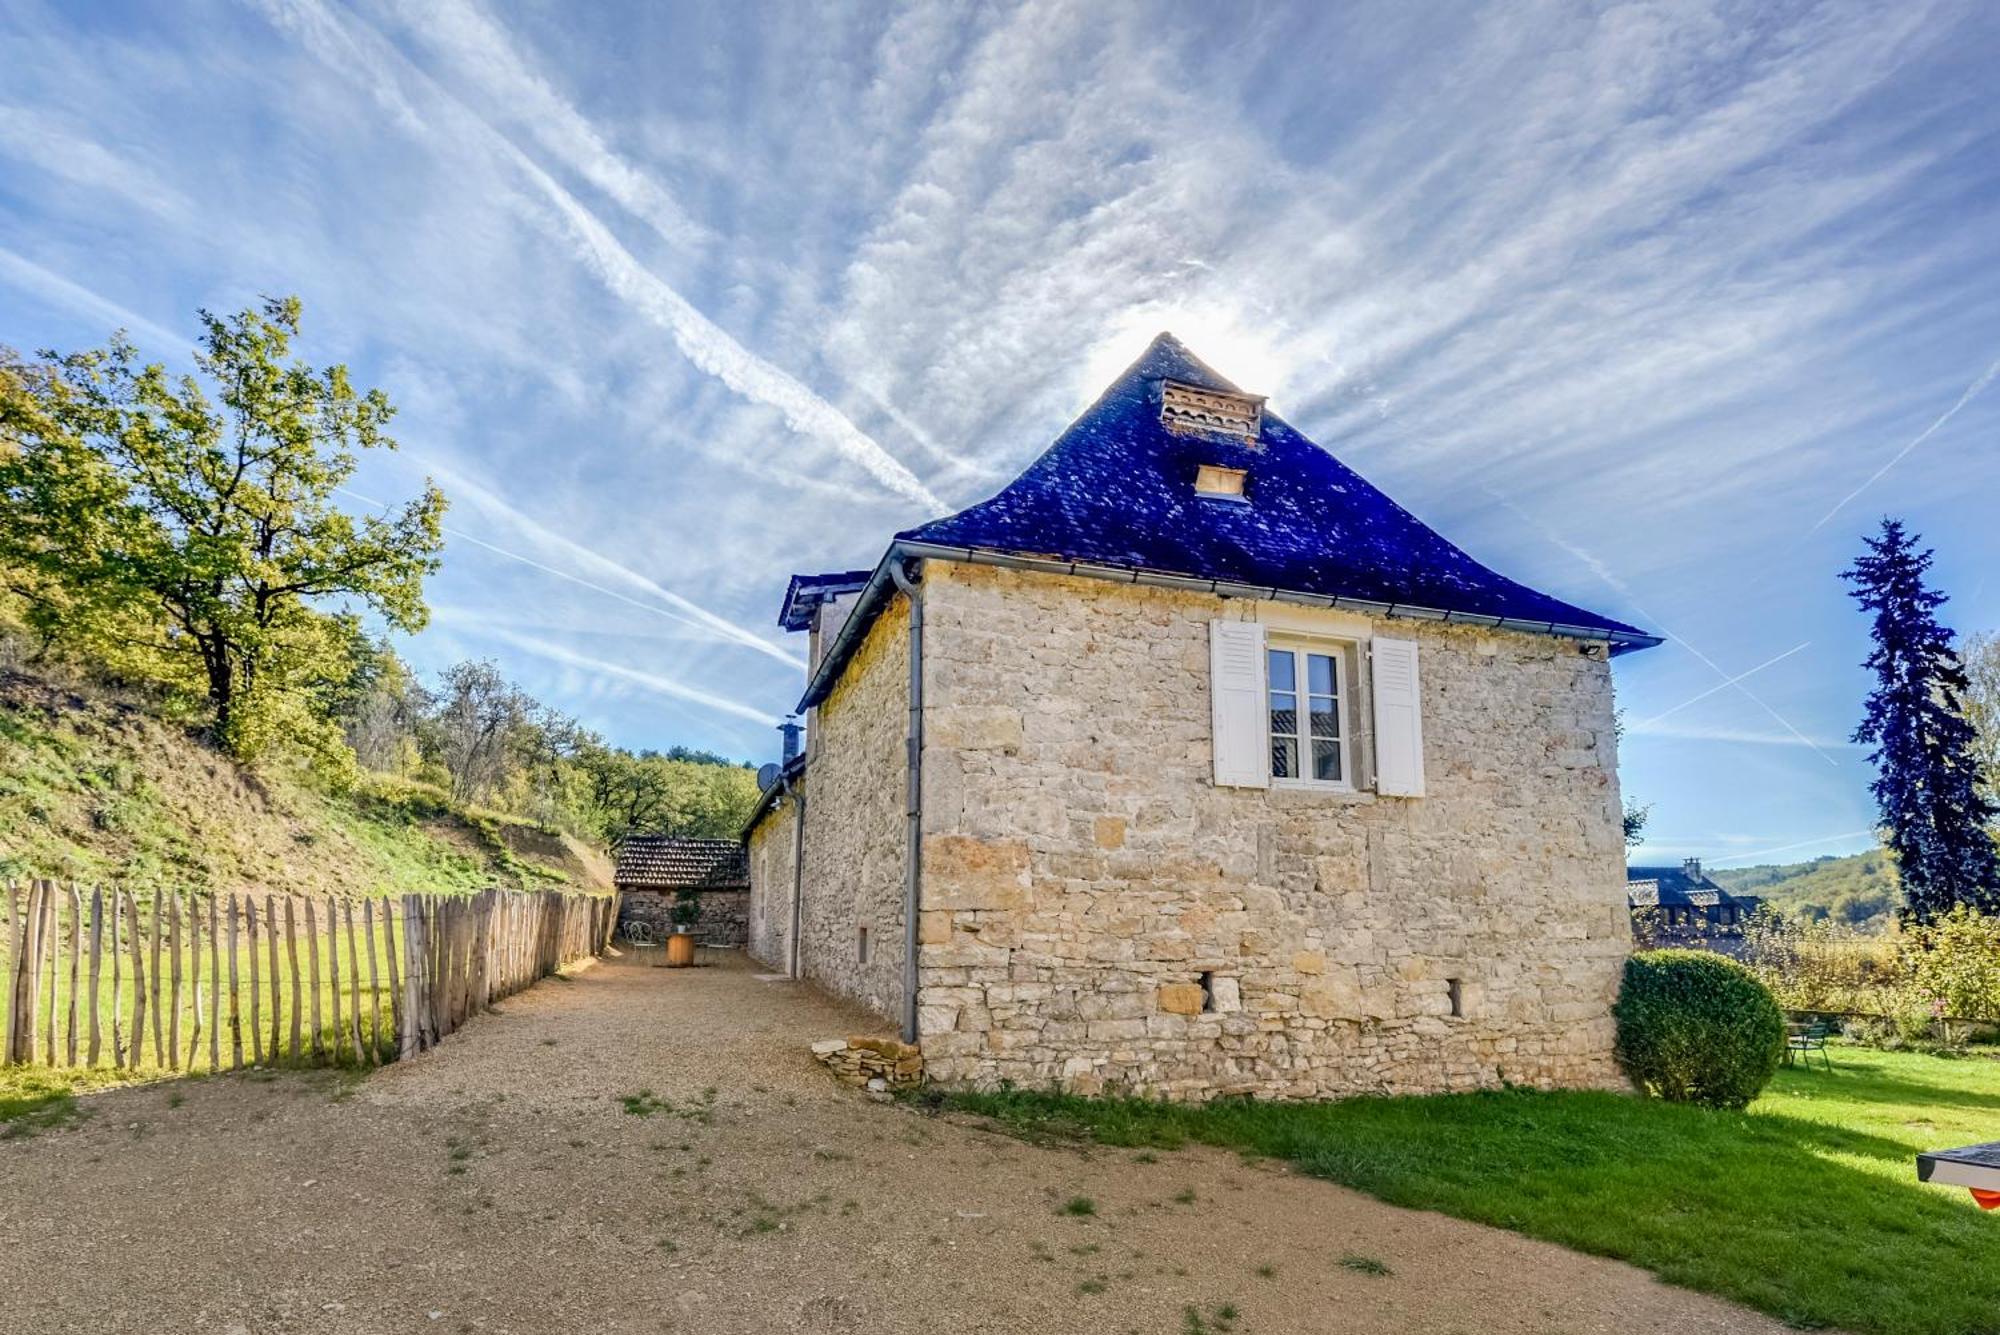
[1194,464,1248,500]
[1161,380,1263,445]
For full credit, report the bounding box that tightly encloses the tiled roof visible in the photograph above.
[1626,865,1760,911]
[614,836,749,890]
[897,333,1657,646]
[778,570,872,632]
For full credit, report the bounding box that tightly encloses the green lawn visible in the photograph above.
[942,1048,2000,1335]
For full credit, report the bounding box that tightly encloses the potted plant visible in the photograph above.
[665,889,701,967]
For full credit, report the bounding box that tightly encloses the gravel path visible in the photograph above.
[0,951,1794,1334]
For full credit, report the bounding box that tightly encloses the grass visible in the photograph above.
[1338,1254,1392,1277]
[943,1046,2000,1335]
[1059,1194,1097,1216]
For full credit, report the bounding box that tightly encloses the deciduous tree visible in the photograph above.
[0,298,445,759]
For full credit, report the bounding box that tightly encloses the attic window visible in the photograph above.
[1161,380,1262,445]
[1194,464,1247,501]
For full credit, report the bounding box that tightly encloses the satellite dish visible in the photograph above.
[756,762,780,791]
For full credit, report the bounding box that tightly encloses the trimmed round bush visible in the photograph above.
[1613,949,1786,1110]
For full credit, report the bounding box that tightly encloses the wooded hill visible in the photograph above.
[1711,849,1899,929]
[1,667,611,897]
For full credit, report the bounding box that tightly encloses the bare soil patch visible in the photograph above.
[0,952,1795,1334]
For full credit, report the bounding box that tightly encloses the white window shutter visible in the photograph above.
[1209,620,1269,788]
[1370,637,1425,797]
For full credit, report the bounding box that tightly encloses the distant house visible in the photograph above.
[744,333,1661,1100]
[614,835,750,946]
[1626,858,1761,942]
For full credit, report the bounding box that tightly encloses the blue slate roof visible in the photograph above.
[896,332,1655,645]
[778,569,871,632]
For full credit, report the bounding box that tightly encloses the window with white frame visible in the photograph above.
[1266,642,1348,785]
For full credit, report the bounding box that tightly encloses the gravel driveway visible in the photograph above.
[0,950,1792,1334]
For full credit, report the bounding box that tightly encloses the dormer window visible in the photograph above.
[1194,464,1248,501]
[1161,380,1263,445]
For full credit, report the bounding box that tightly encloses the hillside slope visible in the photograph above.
[0,670,611,897]
[1710,848,1897,926]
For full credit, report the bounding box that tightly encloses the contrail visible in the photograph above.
[337,484,803,670]
[421,463,803,668]
[262,0,942,512]
[0,246,184,352]
[1636,641,1810,728]
[477,623,778,727]
[1705,828,1877,867]
[393,0,711,251]
[1487,488,1839,766]
[1807,356,2000,535]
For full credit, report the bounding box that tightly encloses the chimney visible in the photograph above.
[779,716,803,763]
[1683,856,1703,882]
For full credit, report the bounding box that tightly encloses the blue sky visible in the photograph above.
[3,1,1998,870]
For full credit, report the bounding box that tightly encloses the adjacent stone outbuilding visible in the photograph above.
[746,333,1660,1100]
[615,835,750,947]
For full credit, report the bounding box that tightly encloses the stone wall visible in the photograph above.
[617,887,749,947]
[746,794,798,972]
[787,593,911,1022]
[913,561,1632,1099]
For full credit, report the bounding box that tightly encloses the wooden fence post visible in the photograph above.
[383,899,402,1061]
[285,898,302,1061]
[208,895,221,1072]
[127,891,147,1069]
[86,886,103,1067]
[316,895,336,1063]
[228,896,244,1070]
[108,890,124,1068]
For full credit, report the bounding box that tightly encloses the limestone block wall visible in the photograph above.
[618,888,749,947]
[791,594,912,1022]
[913,561,1632,1099]
[746,795,798,972]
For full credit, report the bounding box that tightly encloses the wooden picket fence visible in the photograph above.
[1,881,617,1071]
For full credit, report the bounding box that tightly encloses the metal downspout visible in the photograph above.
[783,772,806,979]
[888,557,923,1044]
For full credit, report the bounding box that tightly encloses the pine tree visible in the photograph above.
[1842,519,2000,920]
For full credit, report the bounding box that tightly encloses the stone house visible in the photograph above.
[614,835,750,947]
[744,334,1659,1099]
[1627,858,1762,944]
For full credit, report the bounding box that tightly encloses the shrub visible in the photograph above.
[1613,950,1786,1110]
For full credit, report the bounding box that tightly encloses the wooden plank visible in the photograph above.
[227,896,243,1070]
[2,882,18,1064]
[166,894,183,1071]
[108,889,124,1068]
[382,899,401,1062]
[362,901,381,1065]
[208,895,221,1072]
[128,891,148,1069]
[307,898,325,1061]
[245,897,263,1067]
[344,900,363,1064]
[185,894,201,1070]
[285,897,302,1061]
[321,897,339,1063]
[267,897,283,1060]
[147,892,164,1066]
[64,884,81,1066]
[40,881,57,1063]
[86,887,104,1067]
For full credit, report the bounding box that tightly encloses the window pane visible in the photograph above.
[1269,694,1297,740]
[1308,653,1335,696]
[1312,738,1342,782]
[1271,735,1300,778]
[1309,696,1339,738]
[1267,649,1295,691]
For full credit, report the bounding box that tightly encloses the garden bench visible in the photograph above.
[1785,1020,1834,1071]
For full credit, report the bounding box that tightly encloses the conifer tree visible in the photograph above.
[1843,519,2000,920]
